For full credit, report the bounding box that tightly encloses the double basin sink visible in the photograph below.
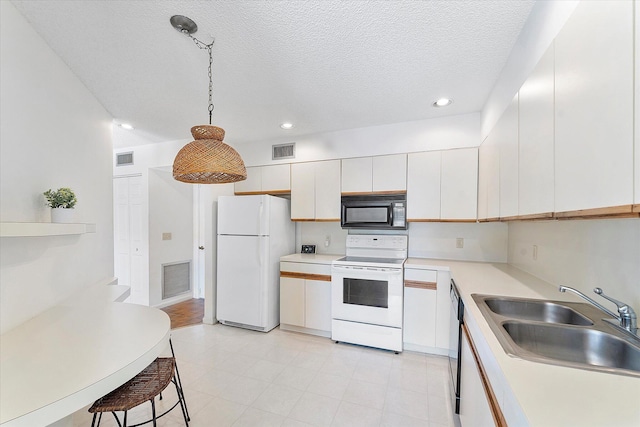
[472,294,640,377]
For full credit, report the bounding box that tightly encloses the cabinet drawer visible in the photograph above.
[280,261,332,276]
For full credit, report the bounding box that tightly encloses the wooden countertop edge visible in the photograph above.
[462,322,508,427]
[404,280,437,290]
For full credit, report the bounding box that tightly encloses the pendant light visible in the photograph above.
[170,15,247,184]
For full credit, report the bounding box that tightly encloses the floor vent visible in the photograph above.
[272,143,295,160]
[116,151,134,166]
[162,261,191,299]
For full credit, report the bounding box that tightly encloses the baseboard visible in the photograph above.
[202,315,217,325]
[153,293,193,309]
[280,323,332,338]
[403,342,449,356]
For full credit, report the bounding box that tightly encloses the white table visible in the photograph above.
[0,284,170,427]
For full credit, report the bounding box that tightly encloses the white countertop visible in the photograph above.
[0,282,170,427]
[280,253,343,264]
[409,258,640,427]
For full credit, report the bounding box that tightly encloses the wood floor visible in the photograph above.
[160,298,204,329]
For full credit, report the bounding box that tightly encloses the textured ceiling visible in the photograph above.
[11,0,535,147]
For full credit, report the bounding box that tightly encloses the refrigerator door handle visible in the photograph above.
[259,201,264,235]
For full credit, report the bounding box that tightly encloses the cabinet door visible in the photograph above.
[261,164,290,192]
[519,44,555,216]
[459,330,494,427]
[441,148,478,220]
[315,160,341,220]
[498,94,519,218]
[280,277,305,327]
[305,280,332,331]
[477,140,489,221]
[373,154,407,192]
[234,166,261,194]
[635,4,640,207]
[291,162,315,220]
[342,157,372,193]
[407,151,441,220]
[554,0,633,212]
[403,286,437,348]
[434,271,451,350]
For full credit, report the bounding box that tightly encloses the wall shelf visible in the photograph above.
[0,222,96,237]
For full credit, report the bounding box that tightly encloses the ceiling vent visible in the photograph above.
[116,151,134,166]
[272,143,295,160]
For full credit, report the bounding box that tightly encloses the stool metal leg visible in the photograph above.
[173,375,189,426]
[91,413,98,427]
[150,398,157,427]
[170,338,190,421]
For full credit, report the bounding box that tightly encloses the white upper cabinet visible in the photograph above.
[441,148,478,221]
[635,4,640,209]
[554,0,634,212]
[261,164,291,193]
[314,160,341,220]
[497,94,519,218]
[518,44,555,217]
[235,164,290,194]
[291,162,316,220]
[478,137,500,221]
[291,160,340,221]
[372,154,407,192]
[234,166,261,194]
[341,157,372,193]
[342,154,407,194]
[407,151,441,220]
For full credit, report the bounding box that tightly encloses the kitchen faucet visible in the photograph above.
[559,285,638,336]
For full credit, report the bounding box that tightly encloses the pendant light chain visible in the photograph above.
[185,32,215,125]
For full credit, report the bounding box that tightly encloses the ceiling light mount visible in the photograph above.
[170,15,198,35]
[433,98,453,108]
[171,15,247,184]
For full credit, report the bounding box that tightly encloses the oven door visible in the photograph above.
[331,265,403,328]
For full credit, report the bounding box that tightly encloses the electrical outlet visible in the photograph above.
[162,232,172,241]
[533,245,538,261]
[456,238,464,249]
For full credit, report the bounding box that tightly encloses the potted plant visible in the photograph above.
[44,187,77,223]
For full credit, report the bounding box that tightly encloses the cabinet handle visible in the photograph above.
[404,280,437,290]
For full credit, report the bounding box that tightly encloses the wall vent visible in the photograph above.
[272,143,295,160]
[116,151,134,166]
[162,261,191,299]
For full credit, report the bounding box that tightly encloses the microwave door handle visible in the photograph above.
[388,205,394,225]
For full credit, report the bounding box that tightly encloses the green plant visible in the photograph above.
[43,187,77,209]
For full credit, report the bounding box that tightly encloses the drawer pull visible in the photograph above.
[404,280,437,290]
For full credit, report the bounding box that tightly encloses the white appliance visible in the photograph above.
[216,195,295,332]
[331,235,408,352]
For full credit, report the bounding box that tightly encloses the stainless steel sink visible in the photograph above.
[483,297,593,326]
[472,294,640,377]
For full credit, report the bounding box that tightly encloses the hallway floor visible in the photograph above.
[161,298,205,329]
[72,324,454,427]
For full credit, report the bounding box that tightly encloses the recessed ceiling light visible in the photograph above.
[433,98,453,107]
[280,123,294,130]
[119,123,134,130]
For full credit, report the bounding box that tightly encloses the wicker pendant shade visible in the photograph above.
[173,125,247,184]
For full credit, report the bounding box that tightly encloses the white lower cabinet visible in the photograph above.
[459,328,494,427]
[403,266,451,354]
[280,260,332,336]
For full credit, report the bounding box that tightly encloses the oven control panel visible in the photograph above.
[345,235,407,249]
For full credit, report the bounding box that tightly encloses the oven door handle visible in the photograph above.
[332,265,401,273]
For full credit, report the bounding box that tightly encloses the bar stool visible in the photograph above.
[88,339,190,427]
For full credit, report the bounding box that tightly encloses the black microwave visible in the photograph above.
[341,194,407,230]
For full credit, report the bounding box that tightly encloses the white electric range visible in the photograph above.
[331,235,408,352]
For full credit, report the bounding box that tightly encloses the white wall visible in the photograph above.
[0,2,114,333]
[508,220,640,309]
[148,168,194,307]
[238,113,481,167]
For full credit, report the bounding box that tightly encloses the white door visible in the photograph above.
[216,235,267,327]
[218,195,269,236]
[113,175,147,305]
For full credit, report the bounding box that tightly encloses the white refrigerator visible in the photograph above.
[216,195,295,332]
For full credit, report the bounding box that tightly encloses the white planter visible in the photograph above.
[51,208,75,224]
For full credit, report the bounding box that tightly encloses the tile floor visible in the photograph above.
[73,324,455,427]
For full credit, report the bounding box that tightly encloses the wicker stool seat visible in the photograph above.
[88,351,189,427]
